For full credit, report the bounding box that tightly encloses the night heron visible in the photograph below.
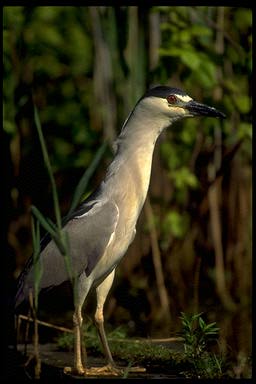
[15,85,225,376]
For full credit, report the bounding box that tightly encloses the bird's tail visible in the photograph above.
[14,257,33,310]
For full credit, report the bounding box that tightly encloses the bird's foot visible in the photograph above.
[63,364,121,377]
[85,363,146,376]
[64,365,85,376]
[85,364,123,376]
[64,363,146,377]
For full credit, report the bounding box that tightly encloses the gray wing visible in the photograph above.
[15,199,119,307]
[64,199,119,277]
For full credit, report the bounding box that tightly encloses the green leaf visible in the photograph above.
[31,205,57,236]
[181,50,201,70]
[34,106,62,230]
[234,95,251,114]
[158,47,182,57]
[190,24,212,38]
[199,316,206,329]
[3,119,16,135]
[163,211,187,238]
[237,122,252,140]
[172,167,198,190]
[234,8,252,30]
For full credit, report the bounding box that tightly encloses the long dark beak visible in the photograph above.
[186,100,226,118]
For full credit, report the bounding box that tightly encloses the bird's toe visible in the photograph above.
[63,365,85,376]
[85,364,122,376]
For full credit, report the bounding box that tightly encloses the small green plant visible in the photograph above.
[57,318,100,352]
[180,312,225,378]
[180,312,219,359]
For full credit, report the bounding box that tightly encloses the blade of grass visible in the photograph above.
[31,205,57,237]
[31,205,65,253]
[34,106,62,231]
[33,107,75,291]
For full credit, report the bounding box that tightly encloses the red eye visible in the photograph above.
[167,94,177,104]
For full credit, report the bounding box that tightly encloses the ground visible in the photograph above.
[5,341,185,381]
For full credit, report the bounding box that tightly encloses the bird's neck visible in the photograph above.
[104,110,169,213]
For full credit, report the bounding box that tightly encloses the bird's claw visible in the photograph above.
[64,366,85,376]
[86,364,123,376]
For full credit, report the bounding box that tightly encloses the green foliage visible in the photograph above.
[3,6,100,174]
[162,210,189,239]
[180,312,219,359]
[160,127,199,209]
[153,7,252,262]
[3,5,252,199]
[180,312,224,378]
[57,319,100,352]
[171,167,198,190]
[57,315,227,378]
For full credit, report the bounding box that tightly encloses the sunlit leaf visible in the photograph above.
[234,95,251,114]
[181,50,201,70]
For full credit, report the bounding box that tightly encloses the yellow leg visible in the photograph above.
[73,306,85,374]
[64,305,87,376]
[95,270,115,365]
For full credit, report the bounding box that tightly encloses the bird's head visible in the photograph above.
[137,85,226,126]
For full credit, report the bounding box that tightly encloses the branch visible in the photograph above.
[144,197,170,320]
